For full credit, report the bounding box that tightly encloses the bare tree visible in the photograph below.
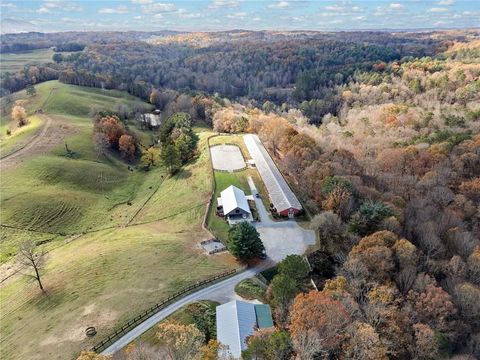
[18,240,47,292]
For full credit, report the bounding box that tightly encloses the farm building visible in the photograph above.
[217,185,254,225]
[244,134,302,217]
[138,111,161,129]
[216,300,273,358]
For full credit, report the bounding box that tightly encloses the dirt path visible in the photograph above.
[0,114,76,171]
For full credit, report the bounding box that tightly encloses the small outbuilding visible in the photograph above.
[217,185,253,225]
[216,300,273,359]
[138,112,161,129]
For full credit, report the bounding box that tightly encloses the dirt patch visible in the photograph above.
[39,307,118,346]
[210,144,246,172]
[0,114,77,171]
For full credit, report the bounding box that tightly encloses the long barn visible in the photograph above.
[244,134,302,217]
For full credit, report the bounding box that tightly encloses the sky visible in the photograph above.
[1,0,479,33]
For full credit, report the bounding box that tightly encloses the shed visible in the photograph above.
[216,300,274,358]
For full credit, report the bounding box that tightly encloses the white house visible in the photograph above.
[217,185,254,225]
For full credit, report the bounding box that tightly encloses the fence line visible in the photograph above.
[91,268,236,354]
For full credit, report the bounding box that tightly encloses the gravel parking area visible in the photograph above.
[210,144,246,172]
[247,177,316,262]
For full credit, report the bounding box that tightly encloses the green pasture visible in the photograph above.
[0,82,236,360]
[0,48,56,75]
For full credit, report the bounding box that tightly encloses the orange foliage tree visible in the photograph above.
[94,115,126,149]
[118,134,136,160]
[290,291,351,359]
[156,321,204,360]
[11,105,28,127]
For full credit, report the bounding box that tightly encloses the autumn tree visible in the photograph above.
[149,89,160,107]
[345,322,388,360]
[118,134,136,160]
[467,247,480,285]
[412,323,442,360]
[243,328,293,360]
[93,115,126,149]
[259,116,291,155]
[18,240,47,292]
[156,321,204,360]
[227,222,264,261]
[453,282,480,323]
[140,147,160,171]
[12,105,27,127]
[407,281,458,338]
[199,339,226,360]
[75,352,110,360]
[346,231,397,283]
[290,291,351,359]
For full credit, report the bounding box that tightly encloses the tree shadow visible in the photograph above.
[176,169,192,179]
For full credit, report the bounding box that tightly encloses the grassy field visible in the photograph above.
[0,48,56,75]
[0,81,158,259]
[206,135,271,241]
[0,114,44,155]
[0,81,237,360]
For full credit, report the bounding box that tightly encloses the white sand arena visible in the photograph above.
[210,144,246,172]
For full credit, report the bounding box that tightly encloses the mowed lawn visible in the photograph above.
[0,82,237,360]
[0,81,158,260]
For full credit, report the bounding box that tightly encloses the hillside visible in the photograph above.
[0,81,236,360]
[209,39,480,358]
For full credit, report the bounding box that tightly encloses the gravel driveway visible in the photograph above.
[247,176,316,262]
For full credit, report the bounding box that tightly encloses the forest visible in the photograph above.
[1,30,474,123]
[211,37,480,359]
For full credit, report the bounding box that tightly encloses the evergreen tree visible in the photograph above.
[161,144,181,175]
[227,222,264,261]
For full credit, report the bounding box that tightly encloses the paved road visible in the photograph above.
[102,265,270,355]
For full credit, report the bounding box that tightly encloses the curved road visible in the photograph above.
[101,265,265,354]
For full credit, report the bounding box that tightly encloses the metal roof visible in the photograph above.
[254,304,274,328]
[216,300,257,359]
[244,134,302,213]
[220,185,251,216]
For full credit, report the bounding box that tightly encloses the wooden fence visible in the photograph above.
[91,268,237,354]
